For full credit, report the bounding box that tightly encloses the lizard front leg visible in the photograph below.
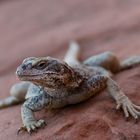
[19,94,52,134]
[87,75,140,120]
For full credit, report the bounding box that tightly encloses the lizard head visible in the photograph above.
[16,57,81,89]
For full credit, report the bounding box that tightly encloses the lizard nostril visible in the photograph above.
[16,68,21,76]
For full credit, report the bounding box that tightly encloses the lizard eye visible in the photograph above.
[36,61,47,70]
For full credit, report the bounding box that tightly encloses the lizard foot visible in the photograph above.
[116,94,140,120]
[17,119,46,134]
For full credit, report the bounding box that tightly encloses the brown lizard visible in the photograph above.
[0,41,140,134]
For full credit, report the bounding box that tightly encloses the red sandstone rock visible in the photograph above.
[0,0,140,140]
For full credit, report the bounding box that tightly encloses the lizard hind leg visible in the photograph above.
[64,41,81,66]
[0,82,30,109]
[83,51,121,73]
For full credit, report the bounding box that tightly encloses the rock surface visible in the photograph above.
[0,0,140,140]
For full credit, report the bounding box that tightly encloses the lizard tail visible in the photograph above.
[64,41,81,66]
[120,56,140,71]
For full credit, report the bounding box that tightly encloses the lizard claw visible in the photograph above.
[18,119,46,134]
[17,126,26,135]
[116,104,121,110]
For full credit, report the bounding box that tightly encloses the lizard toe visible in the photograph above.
[132,103,140,110]
[26,120,46,134]
[127,105,138,119]
[117,95,140,120]
[17,126,26,135]
[20,120,46,134]
[122,105,129,118]
[35,119,46,128]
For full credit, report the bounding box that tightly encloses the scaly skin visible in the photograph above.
[0,42,140,134]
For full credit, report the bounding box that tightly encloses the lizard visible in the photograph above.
[0,41,140,134]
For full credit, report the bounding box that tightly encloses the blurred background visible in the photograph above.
[0,0,140,139]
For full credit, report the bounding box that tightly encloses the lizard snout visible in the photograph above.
[16,66,24,77]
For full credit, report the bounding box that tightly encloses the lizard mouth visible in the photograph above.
[16,71,60,80]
